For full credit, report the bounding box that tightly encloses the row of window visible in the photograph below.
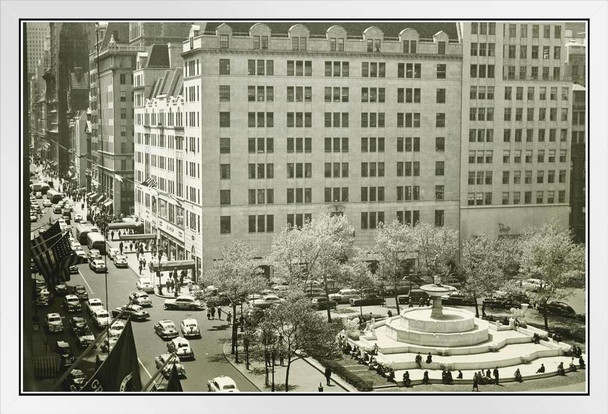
[468,149,568,164]
[217,209,446,235]
[504,65,562,81]
[218,58,449,79]
[468,169,568,185]
[468,128,570,143]
[504,86,569,101]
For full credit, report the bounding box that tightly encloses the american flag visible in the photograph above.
[141,177,157,188]
[31,222,86,290]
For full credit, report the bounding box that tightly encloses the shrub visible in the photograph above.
[318,358,373,392]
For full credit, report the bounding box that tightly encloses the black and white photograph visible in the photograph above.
[1,1,607,414]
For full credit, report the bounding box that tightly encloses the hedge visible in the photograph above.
[318,358,373,392]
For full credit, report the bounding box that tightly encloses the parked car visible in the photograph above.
[53,205,62,214]
[42,199,52,207]
[30,214,38,222]
[522,278,546,292]
[482,291,528,310]
[55,283,69,295]
[69,265,79,274]
[537,301,576,318]
[63,295,82,312]
[63,369,87,391]
[89,259,107,273]
[88,249,102,261]
[129,291,152,307]
[114,255,128,268]
[73,213,83,223]
[329,288,360,304]
[136,278,154,293]
[46,313,63,333]
[207,376,239,392]
[101,336,119,353]
[111,304,150,321]
[397,289,430,305]
[56,341,74,368]
[311,296,337,310]
[154,319,179,340]
[86,298,104,315]
[92,309,111,329]
[180,318,201,338]
[109,320,126,338]
[167,337,195,360]
[441,292,477,306]
[155,353,186,379]
[164,296,204,311]
[73,285,88,301]
[350,294,386,307]
[76,327,95,349]
[251,294,283,309]
[75,249,87,259]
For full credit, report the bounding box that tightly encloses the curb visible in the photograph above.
[221,342,263,392]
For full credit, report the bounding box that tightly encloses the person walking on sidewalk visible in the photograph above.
[493,367,500,385]
[227,311,232,325]
[217,307,223,320]
[210,306,216,320]
[138,261,142,275]
[119,241,124,255]
[324,366,332,386]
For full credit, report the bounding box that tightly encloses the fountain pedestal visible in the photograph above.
[431,296,444,319]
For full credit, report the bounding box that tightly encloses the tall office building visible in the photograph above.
[458,22,572,238]
[25,22,50,78]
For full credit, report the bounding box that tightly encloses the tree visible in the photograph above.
[459,234,509,317]
[268,214,357,322]
[412,222,459,280]
[373,220,418,314]
[518,222,585,330]
[341,257,379,317]
[265,294,341,391]
[201,241,268,359]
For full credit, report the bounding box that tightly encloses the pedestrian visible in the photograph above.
[210,306,216,320]
[226,311,232,325]
[387,310,393,318]
[217,307,223,321]
[138,262,142,275]
[493,367,499,385]
[422,371,430,385]
[207,309,211,320]
[324,366,332,386]
[158,281,163,296]
[472,372,479,391]
[130,242,134,252]
[119,241,124,255]
[111,230,114,240]
[426,352,433,364]
[457,370,463,379]
[415,352,423,369]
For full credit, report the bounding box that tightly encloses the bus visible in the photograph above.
[47,189,64,204]
[87,232,106,255]
[76,223,94,245]
[32,182,50,194]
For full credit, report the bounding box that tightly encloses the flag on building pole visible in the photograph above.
[81,319,142,392]
[31,222,86,290]
[115,174,123,183]
[165,363,183,392]
[141,176,157,188]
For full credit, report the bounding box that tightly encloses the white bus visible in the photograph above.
[87,232,106,255]
[47,189,64,204]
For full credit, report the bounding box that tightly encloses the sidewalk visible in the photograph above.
[222,341,356,393]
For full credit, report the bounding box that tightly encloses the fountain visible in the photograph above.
[421,276,452,319]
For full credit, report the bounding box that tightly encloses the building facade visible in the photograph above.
[25,22,50,78]
[570,84,585,243]
[459,22,572,238]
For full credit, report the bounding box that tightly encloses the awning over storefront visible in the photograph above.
[108,221,144,232]
[119,233,156,241]
[103,199,113,208]
[150,260,195,273]
[94,194,105,203]
[87,192,97,201]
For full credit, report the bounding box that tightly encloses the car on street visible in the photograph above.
[75,249,87,259]
[136,278,154,293]
[111,304,150,321]
[63,369,87,391]
[86,298,104,315]
[441,292,477,306]
[30,214,38,222]
[397,289,430,305]
[207,376,240,392]
[73,285,88,301]
[76,327,95,349]
[92,309,111,329]
[350,294,386,307]
[42,199,52,207]
[180,318,201,338]
[155,353,186,379]
[537,301,576,318]
[482,291,528,310]
[73,213,83,222]
[69,265,79,274]
[311,296,337,310]
[53,205,62,213]
[522,278,547,292]
[56,341,75,368]
[154,319,179,340]
[88,248,102,260]
[251,294,283,309]
[109,320,126,337]
[35,191,43,199]
[108,248,120,261]
[303,287,326,298]
[89,259,107,273]
[101,336,119,353]
[69,316,89,334]
[114,255,128,268]
[129,291,152,307]
[63,295,82,312]
[46,313,63,333]
[329,288,360,304]
[55,283,68,295]
[167,337,195,360]
[164,296,204,311]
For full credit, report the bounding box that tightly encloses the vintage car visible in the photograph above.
[46,313,64,333]
[251,294,283,309]
[136,278,154,293]
[63,369,87,391]
[207,376,240,392]
[328,288,360,304]
[164,296,204,311]
[111,304,150,321]
[69,316,89,334]
[154,319,179,340]
[180,318,201,339]
[154,353,186,379]
[76,327,95,349]
[86,298,104,315]
[56,340,75,368]
[167,337,195,360]
[311,296,338,310]
[63,295,82,313]
[350,294,386,307]
[89,259,107,273]
[114,255,129,268]
[73,285,88,301]
[129,291,152,307]
[92,309,111,329]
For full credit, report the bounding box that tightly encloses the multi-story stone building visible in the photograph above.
[458,22,572,238]
[136,22,463,273]
[68,110,89,188]
[25,22,50,78]
[570,84,585,243]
